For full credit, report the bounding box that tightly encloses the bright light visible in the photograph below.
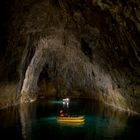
[63,98,70,102]
[63,98,69,108]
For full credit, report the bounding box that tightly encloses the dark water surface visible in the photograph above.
[0,99,140,140]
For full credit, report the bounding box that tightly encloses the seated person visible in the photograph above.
[59,110,65,117]
[59,110,69,117]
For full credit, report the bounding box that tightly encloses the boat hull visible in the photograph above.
[57,116,85,123]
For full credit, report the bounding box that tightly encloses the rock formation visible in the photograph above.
[0,0,140,113]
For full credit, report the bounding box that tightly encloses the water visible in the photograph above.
[0,99,140,140]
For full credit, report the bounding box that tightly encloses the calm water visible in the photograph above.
[0,99,140,140]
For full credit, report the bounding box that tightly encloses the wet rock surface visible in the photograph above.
[0,0,140,113]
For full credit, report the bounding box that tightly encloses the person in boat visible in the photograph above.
[59,110,69,117]
[59,110,65,117]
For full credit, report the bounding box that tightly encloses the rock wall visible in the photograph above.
[0,0,140,113]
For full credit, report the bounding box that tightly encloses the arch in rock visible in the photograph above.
[20,39,49,103]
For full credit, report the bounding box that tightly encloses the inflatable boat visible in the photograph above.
[57,116,85,123]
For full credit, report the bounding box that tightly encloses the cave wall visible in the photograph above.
[0,0,140,113]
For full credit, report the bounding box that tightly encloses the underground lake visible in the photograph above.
[0,98,140,140]
[0,0,140,140]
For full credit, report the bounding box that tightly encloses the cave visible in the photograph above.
[0,0,140,139]
[0,0,140,114]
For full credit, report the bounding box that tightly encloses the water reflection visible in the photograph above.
[58,121,85,127]
[83,100,129,139]
[0,106,22,139]
[0,107,19,128]
[19,102,36,140]
[0,99,139,140]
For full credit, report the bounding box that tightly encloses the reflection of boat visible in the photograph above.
[57,121,84,127]
[57,116,85,123]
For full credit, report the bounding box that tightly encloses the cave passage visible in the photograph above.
[0,0,140,114]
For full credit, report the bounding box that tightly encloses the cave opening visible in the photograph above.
[37,64,57,99]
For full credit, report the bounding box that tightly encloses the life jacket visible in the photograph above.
[60,113,64,117]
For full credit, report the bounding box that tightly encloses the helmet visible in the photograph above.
[60,110,63,113]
